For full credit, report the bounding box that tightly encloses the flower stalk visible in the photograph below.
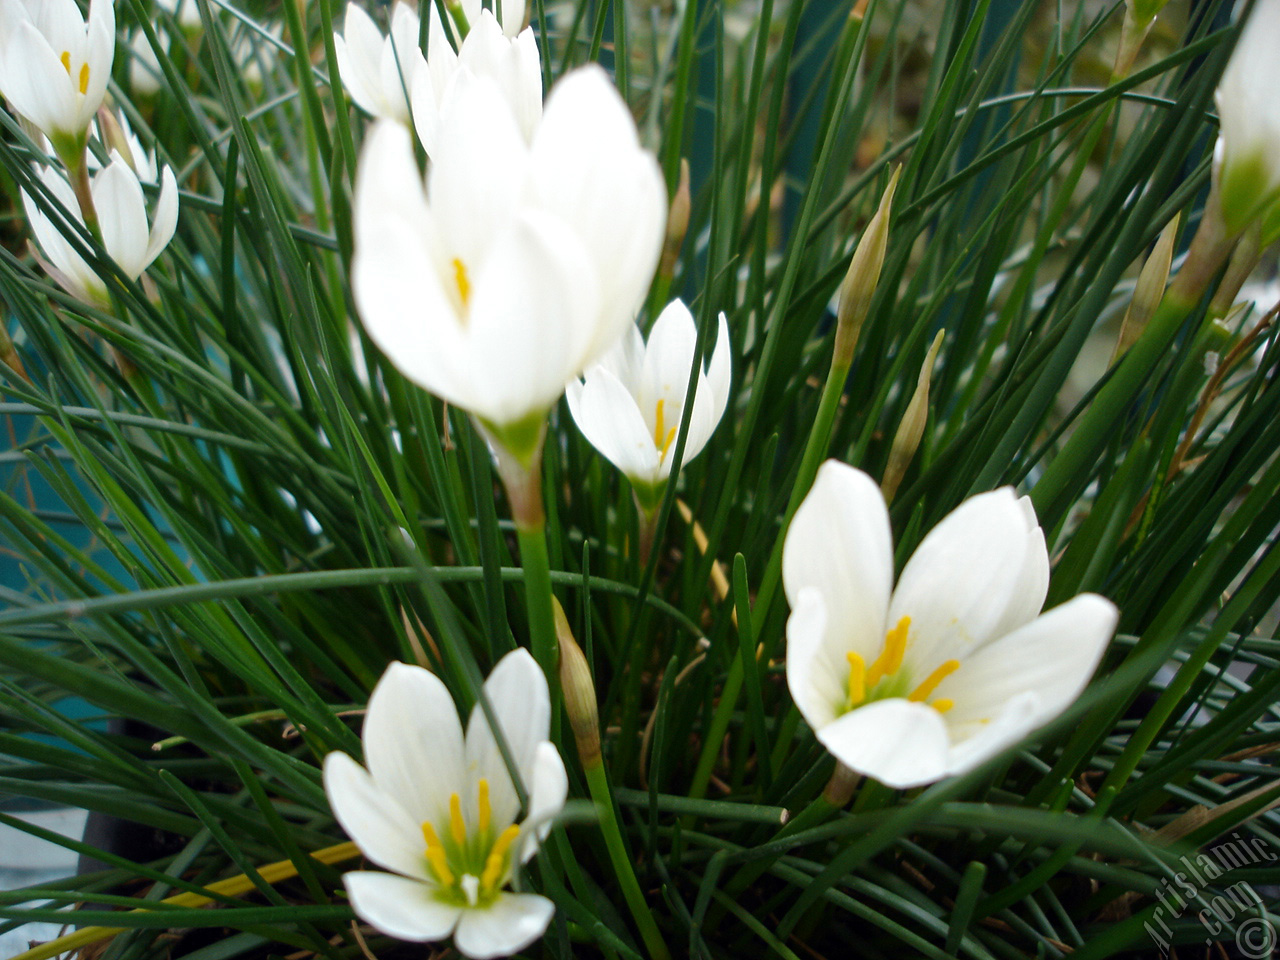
[554,601,670,960]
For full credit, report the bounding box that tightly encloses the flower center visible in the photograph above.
[652,398,677,462]
[844,616,958,715]
[60,51,90,95]
[421,778,520,907]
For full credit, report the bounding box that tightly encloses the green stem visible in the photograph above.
[584,763,671,960]
[687,359,850,805]
[515,523,558,692]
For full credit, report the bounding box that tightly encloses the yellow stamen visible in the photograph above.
[908,659,959,704]
[78,63,89,94]
[477,779,490,835]
[652,399,666,450]
[933,698,954,714]
[449,792,466,847]
[479,824,520,894]
[845,651,866,707]
[866,616,911,687]
[422,821,454,886]
[60,51,71,73]
[452,257,471,307]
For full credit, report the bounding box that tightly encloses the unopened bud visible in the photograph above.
[553,598,601,770]
[834,165,901,367]
[96,109,135,174]
[1114,213,1179,361]
[1209,218,1262,320]
[1260,195,1280,251]
[881,328,943,503]
[659,158,691,282]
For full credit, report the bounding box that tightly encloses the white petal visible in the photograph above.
[888,487,1038,671]
[943,690,1042,778]
[464,210,599,424]
[427,71,528,268]
[344,871,462,942]
[940,593,1117,729]
[93,158,150,278]
[816,698,951,789]
[410,55,443,155]
[322,752,431,880]
[785,587,845,731]
[352,121,471,405]
[529,65,666,351]
[453,894,554,960]
[141,165,179,269]
[362,661,466,830]
[80,0,113,125]
[782,461,893,668]
[498,0,525,37]
[638,298,697,417]
[465,648,550,833]
[4,23,77,136]
[566,366,659,483]
[519,740,568,863]
[509,27,542,141]
[336,3,386,116]
[682,311,732,460]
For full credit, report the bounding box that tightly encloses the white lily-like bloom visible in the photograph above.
[411,7,541,157]
[156,0,201,31]
[23,157,179,307]
[128,28,167,98]
[323,651,567,960]
[566,299,731,510]
[352,65,666,463]
[783,461,1118,789]
[0,0,114,151]
[334,2,422,124]
[1214,0,1280,234]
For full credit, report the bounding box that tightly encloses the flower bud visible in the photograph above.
[881,328,943,502]
[1214,2,1280,236]
[834,165,901,367]
[553,598,601,769]
[1114,213,1179,360]
[659,158,691,282]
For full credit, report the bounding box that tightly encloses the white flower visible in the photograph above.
[1215,0,1280,233]
[128,28,167,97]
[156,0,201,31]
[411,7,541,157]
[334,2,422,124]
[0,0,114,150]
[566,299,731,509]
[323,651,568,960]
[352,65,665,460]
[23,157,179,307]
[783,461,1118,789]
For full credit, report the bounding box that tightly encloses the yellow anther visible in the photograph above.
[452,257,471,307]
[908,659,959,704]
[477,779,491,835]
[60,51,71,73]
[933,698,954,714]
[479,824,520,894]
[449,792,466,847]
[867,616,911,688]
[652,399,666,450]
[845,651,866,708]
[422,821,454,886]
[78,63,90,94]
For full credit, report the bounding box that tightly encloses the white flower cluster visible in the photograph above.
[0,0,179,308]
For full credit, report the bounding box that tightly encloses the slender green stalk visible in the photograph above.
[515,522,558,689]
[584,762,671,960]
